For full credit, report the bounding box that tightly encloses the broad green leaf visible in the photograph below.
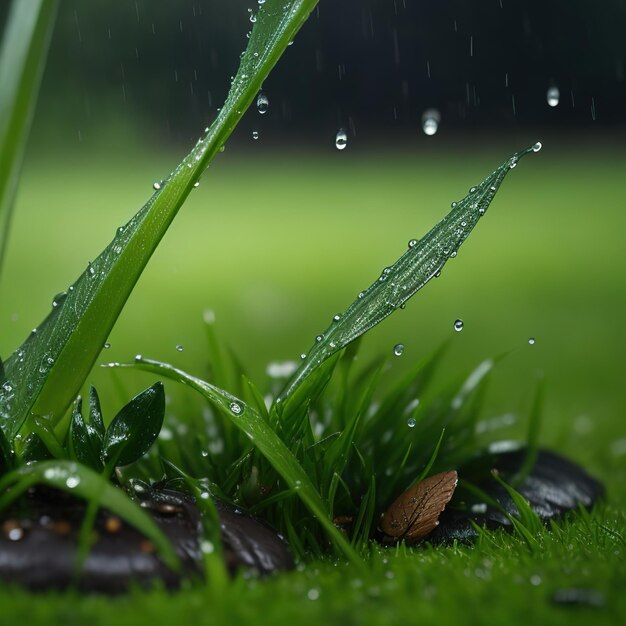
[111,356,362,565]
[88,385,105,438]
[279,144,542,403]
[70,397,104,472]
[0,424,16,474]
[0,0,320,438]
[0,0,58,274]
[101,382,164,467]
[0,459,179,571]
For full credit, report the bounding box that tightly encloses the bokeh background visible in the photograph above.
[0,1,624,480]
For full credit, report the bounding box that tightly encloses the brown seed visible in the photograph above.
[105,516,122,533]
[52,520,72,536]
[139,539,155,554]
[380,470,458,543]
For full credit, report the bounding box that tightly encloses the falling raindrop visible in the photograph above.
[546,86,560,107]
[407,418,416,428]
[421,108,441,136]
[393,343,404,356]
[252,130,259,140]
[335,128,348,150]
[453,319,464,332]
[256,92,269,114]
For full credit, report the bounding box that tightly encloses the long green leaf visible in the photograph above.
[0,0,319,438]
[109,356,362,565]
[0,0,58,275]
[0,459,180,571]
[279,143,542,403]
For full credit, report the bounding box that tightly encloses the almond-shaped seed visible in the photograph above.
[380,470,458,542]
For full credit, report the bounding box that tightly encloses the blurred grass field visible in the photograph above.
[1,131,625,485]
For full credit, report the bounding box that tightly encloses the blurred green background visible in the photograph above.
[0,1,624,486]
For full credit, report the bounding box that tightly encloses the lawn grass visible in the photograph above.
[0,132,624,623]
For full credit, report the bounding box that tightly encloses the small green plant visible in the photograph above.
[0,0,585,587]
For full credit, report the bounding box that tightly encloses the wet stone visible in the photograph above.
[0,485,293,593]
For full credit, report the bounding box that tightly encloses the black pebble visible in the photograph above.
[428,447,605,544]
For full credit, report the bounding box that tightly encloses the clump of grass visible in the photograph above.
[0,0,557,581]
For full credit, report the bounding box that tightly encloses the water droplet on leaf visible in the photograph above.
[393,343,404,356]
[454,319,464,332]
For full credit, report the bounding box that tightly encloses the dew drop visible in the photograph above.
[333,314,341,322]
[229,402,242,415]
[528,337,536,345]
[176,345,184,352]
[357,292,364,299]
[103,342,111,349]
[393,343,404,357]
[153,181,162,191]
[451,201,457,208]
[546,86,560,107]
[193,181,200,188]
[532,141,542,152]
[315,334,324,342]
[421,108,441,136]
[51,292,67,308]
[408,239,418,248]
[469,186,477,193]
[66,476,80,489]
[135,354,143,362]
[256,92,269,114]
[509,159,517,169]
[453,319,464,332]
[407,418,416,428]
[300,353,306,360]
[335,128,348,150]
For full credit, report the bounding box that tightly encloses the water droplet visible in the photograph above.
[252,130,259,140]
[532,141,542,152]
[300,353,306,360]
[153,181,162,190]
[88,263,95,276]
[7,526,23,541]
[249,13,256,23]
[103,343,111,349]
[66,476,80,489]
[135,354,143,362]
[307,588,320,601]
[393,343,404,356]
[200,540,215,554]
[335,128,348,150]
[450,251,457,258]
[193,181,200,188]
[509,159,517,169]
[357,292,364,299]
[478,207,486,215]
[546,86,560,107]
[528,337,536,345]
[256,92,269,114]
[469,186,477,193]
[460,220,467,227]
[333,314,341,322]
[407,418,416,428]
[408,239,418,248]
[421,108,441,136]
[51,292,67,308]
[229,402,242,414]
[454,319,464,332]
[176,345,184,352]
[451,201,457,208]
[315,334,324,342]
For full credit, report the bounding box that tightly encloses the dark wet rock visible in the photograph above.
[0,485,293,592]
[428,447,605,544]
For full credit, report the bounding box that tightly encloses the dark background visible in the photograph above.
[3,0,625,143]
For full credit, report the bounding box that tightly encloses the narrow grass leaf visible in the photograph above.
[0,0,58,274]
[111,357,362,565]
[279,145,541,402]
[0,459,180,571]
[0,0,320,438]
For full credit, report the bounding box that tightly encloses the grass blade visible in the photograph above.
[0,0,320,438]
[0,459,180,571]
[279,144,542,402]
[110,356,361,565]
[0,0,59,275]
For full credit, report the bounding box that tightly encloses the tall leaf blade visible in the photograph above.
[0,0,59,274]
[279,144,542,402]
[0,0,319,438]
